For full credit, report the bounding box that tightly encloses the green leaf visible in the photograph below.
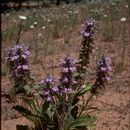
[23,85,31,93]
[46,104,54,118]
[77,84,93,97]
[65,115,96,130]
[21,96,34,105]
[73,72,80,77]
[77,59,83,64]
[70,115,95,128]
[13,105,37,123]
[21,96,38,112]
[64,115,74,130]
[32,84,41,90]
[42,102,49,112]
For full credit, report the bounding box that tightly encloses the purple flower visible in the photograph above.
[69,67,76,72]
[22,54,27,59]
[64,78,68,83]
[105,77,111,81]
[72,59,77,65]
[101,67,107,71]
[63,88,68,93]
[11,55,19,61]
[40,76,59,101]
[43,89,50,95]
[40,76,55,84]
[87,21,94,26]
[93,56,112,92]
[23,65,29,70]
[83,18,96,26]
[65,55,72,61]
[52,86,59,92]
[80,30,85,35]
[105,57,111,62]
[61,77,68,84]
[83,32,90,37]
[63,88,73,94]
[107,66,112,71]
[40,80,45,84]
[6,44,31,88]
[45,78,53,83]
[78,18,96,77]
[17,65,22,69]
[46,96,52,102]
[59,55,77,94]
[24,50,31,56]
[62,67,69,73]
[67,88,73,93]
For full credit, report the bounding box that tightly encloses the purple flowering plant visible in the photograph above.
[7,18,112,130]
[6,44,32,93]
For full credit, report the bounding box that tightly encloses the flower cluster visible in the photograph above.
[92,56,112,93]
[78,18,96,75]
[80,18,96,38]
[40,76,59,102]
[6,44,31,88]
[60,55,77,93]
[40,55,77,102]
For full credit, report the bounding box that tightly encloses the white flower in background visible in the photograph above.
[125,5,128,8]
[6,13,10,16]
[112,2,116,5]
[104,14,108,18]
[19,15,27,20]
[34,22,38,25]
[42,26,45,29]
[48,19,51,22]
[64,25,67,28]
[38,33,42,37]
[69,11,72,14]
[95,9,100,13]
[120,17,126,22]
[30,25,34,29]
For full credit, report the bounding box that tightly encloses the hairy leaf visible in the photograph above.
[77,84,93,97]
[23,85,31,94]
[65,115,96,130]
[32,84,41,90]
[46,104,54,118]
[13,105,37,123]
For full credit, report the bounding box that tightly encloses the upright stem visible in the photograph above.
[16,20,23,44]
[78,93,93,117]
[51,98,64,130]
[51,60,54,77]
[28,99,44,130]
[122,23,126,63]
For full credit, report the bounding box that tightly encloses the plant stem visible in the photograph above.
[122,22,126,63]
[34,100,44,130]
[78,93,93,117]
[52,98,64,130]
[51,60,54,77]
[16,20,23,44]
